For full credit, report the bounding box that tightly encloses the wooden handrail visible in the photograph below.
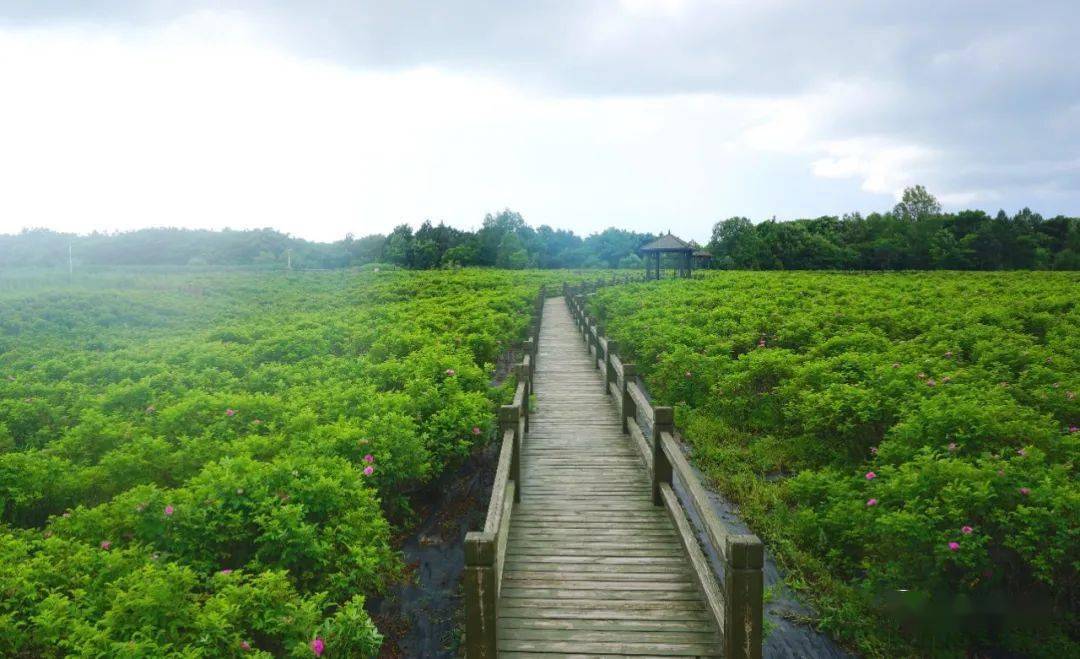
[464,285,545,659]
[561,281,765,659]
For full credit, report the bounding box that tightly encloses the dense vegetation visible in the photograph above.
[709,187,1080,270]
[6,187,1078,272]
[0,268,580,657]
[589,272,1078,657]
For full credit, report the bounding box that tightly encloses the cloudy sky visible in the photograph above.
[1,1,1077,242]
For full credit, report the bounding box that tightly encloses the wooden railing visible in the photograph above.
[565,280,765,659]
[463,285,544,659]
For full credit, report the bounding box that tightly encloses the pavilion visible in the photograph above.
[639,232,695,280]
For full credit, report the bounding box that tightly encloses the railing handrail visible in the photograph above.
[463,285,545,659]
[563,278,764,659]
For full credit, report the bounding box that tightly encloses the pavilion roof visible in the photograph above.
[640,232,694,252]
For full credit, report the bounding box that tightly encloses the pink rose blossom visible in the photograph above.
[219,568,233,575]
[865,471,877,480]
[1019,487,1031,496]
[164,505,174,516]
[472,426,482,435]
[944,351,953,358]
[961,525,973,534]
[947,442,957,452]
[241,641,251,651]
[363,465,374,476]
[1017,448,1027,457]
[100,540,111,550]
[869,446,878,455]
[445,369,456,376]
[866,498,878,507]
[225,408,236,417]
[311,638,325,656]
[948,542,960,552]
[941,376,951,383]
[917,372,926,379]
[1070,425,1078,433]
[926,378,937,387]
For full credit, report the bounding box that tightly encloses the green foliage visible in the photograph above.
[0,268,592,656]
[591,271,1079,656]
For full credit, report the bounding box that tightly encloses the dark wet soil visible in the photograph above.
[369,442,498,658]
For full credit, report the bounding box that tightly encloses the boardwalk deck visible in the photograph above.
[497,297,724,657]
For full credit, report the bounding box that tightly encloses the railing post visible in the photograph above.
[464,531,497,658]
[604,340,618,394]
[621,363,637,434]
[517,361,531,434]
[651,406,674,506]
[500,404,521,503]
[725,535,764,659]
[594,322,605,370]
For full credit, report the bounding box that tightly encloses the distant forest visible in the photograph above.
[2,187,1078,270]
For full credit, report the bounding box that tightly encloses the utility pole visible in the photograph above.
[287,248,292,271]
[68,242,73,276]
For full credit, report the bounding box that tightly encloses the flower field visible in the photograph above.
[0,268,577,657]
[589,271,1079,657]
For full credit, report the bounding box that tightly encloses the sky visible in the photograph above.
[0,1,1078,243]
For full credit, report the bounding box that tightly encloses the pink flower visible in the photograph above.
[948,542,960,552]
[225,408,236,417]
[941,376,951,383]
[363,454,374,463]
[219,568,233,575]
[241,641,251,651]
[865,471,877,480]
[252,419,262,425]
[961,525,973,535]
[164,505,174,517]
[100,540,111,550]
[62,511,71,518]
[363,465,374,476]
[944,351,953,358]
[757,337,766,348]
[866,498,878,507]
[445,369,456,376]
[926,378,937,387]
[472,426,482,435]
[1019,487,1031,496]
[869,446,878,455]
[917,372,926,379]
[947,442,957,452]
[311,638,325,656]
[1070,425,1078,433]
[891,362,900,369]
[1017,448,1027,457]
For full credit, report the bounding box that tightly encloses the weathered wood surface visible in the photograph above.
[498,297,723,657]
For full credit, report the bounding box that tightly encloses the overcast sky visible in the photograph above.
[1,1,1077,242]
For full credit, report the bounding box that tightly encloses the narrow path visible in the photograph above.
[497,297,723,657]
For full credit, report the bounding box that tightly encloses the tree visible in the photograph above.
[382,225,414,266]
[893,185,941,223]
[495,232,528,269]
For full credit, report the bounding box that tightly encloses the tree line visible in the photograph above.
[0,212,656,271]
[708,186,1080,270]
[3,187,1078,270]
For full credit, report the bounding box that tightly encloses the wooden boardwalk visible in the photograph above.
[497,297,723,657]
